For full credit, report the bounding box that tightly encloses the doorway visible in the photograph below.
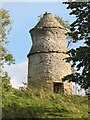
[53,82,64,93]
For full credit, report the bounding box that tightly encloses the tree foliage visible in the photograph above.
[2,72,11,91]
[63,2,90,90]
[0,9,15,89]
[55,15,69,28]
[38,12,69,29]
[0,9,15,68]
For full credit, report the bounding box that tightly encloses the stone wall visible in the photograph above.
[28,52,72,94]
[28,13,72,94]
[28,28,67,55]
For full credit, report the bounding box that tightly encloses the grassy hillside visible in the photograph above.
[2,88,88,119]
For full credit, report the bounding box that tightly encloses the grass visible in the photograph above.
[2,88,88,119]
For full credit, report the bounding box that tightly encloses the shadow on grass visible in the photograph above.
[2,104,72,119]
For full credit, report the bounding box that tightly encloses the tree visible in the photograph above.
[0,9,15,68]
[62,2,90,90]
[2,72,11,91]
[0,9,15,89]
[38,12,69,29]
[55,15,69,28]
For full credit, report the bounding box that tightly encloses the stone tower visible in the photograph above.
[27,13,72,94]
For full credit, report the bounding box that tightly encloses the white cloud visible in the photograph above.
[4,61,85,95]
[4,61,28,88]
[72,83,85,96]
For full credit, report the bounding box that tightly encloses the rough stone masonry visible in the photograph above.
[27,12,72,94]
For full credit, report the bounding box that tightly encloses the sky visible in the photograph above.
[1,2,85,95]
[2,2,75,64]
[1,0,68,2]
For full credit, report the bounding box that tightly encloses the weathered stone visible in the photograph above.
[27,13,72,94]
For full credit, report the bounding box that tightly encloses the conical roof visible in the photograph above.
[35,12,65,29]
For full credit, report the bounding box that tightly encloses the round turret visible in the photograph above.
[27,13,72,94]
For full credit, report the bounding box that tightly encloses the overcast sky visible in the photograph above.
[1,2,85,95]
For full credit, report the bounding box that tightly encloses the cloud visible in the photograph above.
[72,83,85,96]
[4,61,85,95]
[4,61,28,88]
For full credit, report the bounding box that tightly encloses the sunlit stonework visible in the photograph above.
[27,13,72,94]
